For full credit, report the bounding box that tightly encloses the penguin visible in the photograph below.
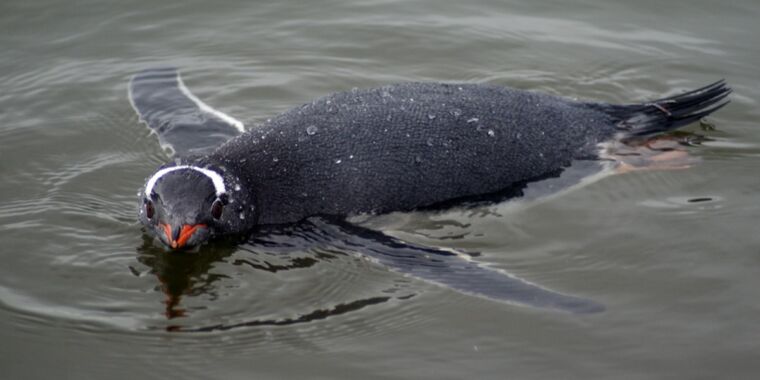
[129,68,730,313]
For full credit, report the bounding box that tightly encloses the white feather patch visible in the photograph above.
[144,165,226,198]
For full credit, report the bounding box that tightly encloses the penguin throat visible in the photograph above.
[144,165,227,198]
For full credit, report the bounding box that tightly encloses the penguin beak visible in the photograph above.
[159,223,207,249]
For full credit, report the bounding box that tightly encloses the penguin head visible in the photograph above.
[138,165,250,250]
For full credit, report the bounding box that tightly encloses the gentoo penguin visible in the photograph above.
[129,68,730,313]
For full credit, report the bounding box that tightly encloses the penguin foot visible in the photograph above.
[604,135,702,173]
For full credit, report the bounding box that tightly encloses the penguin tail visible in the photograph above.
[591,80,731,136]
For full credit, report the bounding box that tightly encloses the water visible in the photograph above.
[2,0,760,378]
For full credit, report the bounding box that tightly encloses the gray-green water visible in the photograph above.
[2,0,759,378]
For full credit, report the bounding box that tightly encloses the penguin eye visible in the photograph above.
[211,199,224,220]
[145,200,155,219]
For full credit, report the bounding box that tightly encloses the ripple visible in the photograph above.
[125,223,439,342]
[0,1,757,376]
[640,195,724,212]
[175,296,392,333]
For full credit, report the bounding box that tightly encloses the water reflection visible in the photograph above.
[136,235,238,321]
[136,216,604,332]
[179,296,392,333]
[136,224,400,332]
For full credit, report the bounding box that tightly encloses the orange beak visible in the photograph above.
[160,223,206,249]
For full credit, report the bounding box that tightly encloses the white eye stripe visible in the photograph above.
[144,165,226,198]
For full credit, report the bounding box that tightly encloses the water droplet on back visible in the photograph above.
[306,125,318,135]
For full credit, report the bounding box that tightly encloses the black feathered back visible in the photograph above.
[202,81,729,225]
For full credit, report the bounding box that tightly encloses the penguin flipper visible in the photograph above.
[128,67,244,157]
[303,217,604,314]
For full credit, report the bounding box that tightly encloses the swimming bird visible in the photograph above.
[129,68,729,313]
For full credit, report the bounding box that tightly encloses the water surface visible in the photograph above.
[1,0,759,378]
